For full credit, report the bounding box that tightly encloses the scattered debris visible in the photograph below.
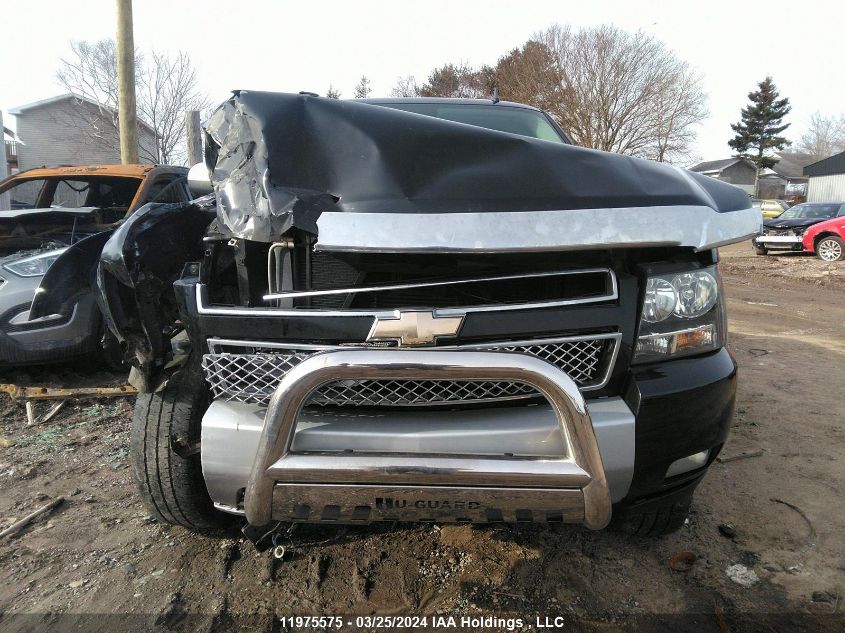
[711,598,731,633]
[770,498,816,546]
[0,496,64,539]
[739,551,761,566]
[811,591,837,604]
[68,580,86,589]
[726,564,759,587]
[717,449,764,463]
[25,399,66,426]
[718,523,737,538]
[0,383,138,401]
[748,348,770,356]
[668,551,697,573]
[0,437,15,448]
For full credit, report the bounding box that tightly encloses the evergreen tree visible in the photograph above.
[728,77,791,192]
[353,76,372,99]
[326,85,341,99]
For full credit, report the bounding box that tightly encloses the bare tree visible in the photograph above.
[326,85,342,99]
[494,42,560,108]
[650,65,709,163]
[794,112,845,162]
[57,39,209,164]
[55,40,148,159]
[353,76,372,99]
[535,25,708,161]
[390,75,419,97]
[137,51,208,164]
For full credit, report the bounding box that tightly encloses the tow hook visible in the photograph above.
[241,522,296,553]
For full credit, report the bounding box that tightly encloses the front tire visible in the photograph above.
[130,359,234,532]
[816,235,844,262]
[753,243,768,256]
[611,497,691,536]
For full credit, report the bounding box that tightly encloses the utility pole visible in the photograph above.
[185,111,203,165]
[116,0,139,164]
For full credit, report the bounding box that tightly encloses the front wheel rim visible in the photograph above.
[818,239,842,261]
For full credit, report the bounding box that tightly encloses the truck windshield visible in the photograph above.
[377,103,566,143]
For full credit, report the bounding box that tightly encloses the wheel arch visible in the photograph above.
[814,231,842,245]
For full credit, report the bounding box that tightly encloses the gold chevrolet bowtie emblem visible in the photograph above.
[367,311,464,346]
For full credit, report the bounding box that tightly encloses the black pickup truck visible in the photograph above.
[34,91,759,541]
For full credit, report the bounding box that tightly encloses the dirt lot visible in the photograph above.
[0,241,843,632]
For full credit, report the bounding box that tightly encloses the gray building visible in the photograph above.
[8,94,157,171]
[688,158,756,195]
[804,150,845,202]
[757,152,812,201]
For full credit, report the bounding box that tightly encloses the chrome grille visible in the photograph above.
[202,335,618,407]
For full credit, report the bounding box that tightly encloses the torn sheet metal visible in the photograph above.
[205,90,755,246]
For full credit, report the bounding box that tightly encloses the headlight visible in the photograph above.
[634,265,725,363]
[642,278,677,323]
[671,271,718,318]
[2,247,67,277]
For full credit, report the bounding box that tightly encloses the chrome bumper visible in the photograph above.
[755,235,802,245]
[235,350,612,530]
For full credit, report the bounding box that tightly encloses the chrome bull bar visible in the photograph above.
[244,350,612,530]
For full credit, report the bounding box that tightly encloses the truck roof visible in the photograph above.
[359,97,543,111]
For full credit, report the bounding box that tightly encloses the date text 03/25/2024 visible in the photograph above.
[278,615,571,630]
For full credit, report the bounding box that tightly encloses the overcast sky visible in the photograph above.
[2,0,843,163]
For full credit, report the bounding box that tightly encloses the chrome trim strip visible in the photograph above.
[196,268,617,318]
[243,350,612,529]
[262,268,611,302]
[206,332,622,392]
[314,205,761,253]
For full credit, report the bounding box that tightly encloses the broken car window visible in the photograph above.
[0,176,142,211]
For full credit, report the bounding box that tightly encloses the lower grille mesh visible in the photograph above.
[202,337,614,407]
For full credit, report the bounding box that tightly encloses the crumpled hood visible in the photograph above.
[764,218,825,230]
[203,90,758,250]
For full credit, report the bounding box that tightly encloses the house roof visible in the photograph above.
[8,93,156,135]
[689,158,750,173]
[804,150,845,177]
[766,152,814,179]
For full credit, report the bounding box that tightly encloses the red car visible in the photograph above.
[803,215,845,262]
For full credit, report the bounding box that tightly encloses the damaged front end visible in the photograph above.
[95,197,215,388]
[96,90,760,392]
[95,90,760,531]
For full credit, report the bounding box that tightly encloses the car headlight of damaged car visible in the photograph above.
[635,266,724,363]
[2,247,67,277]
